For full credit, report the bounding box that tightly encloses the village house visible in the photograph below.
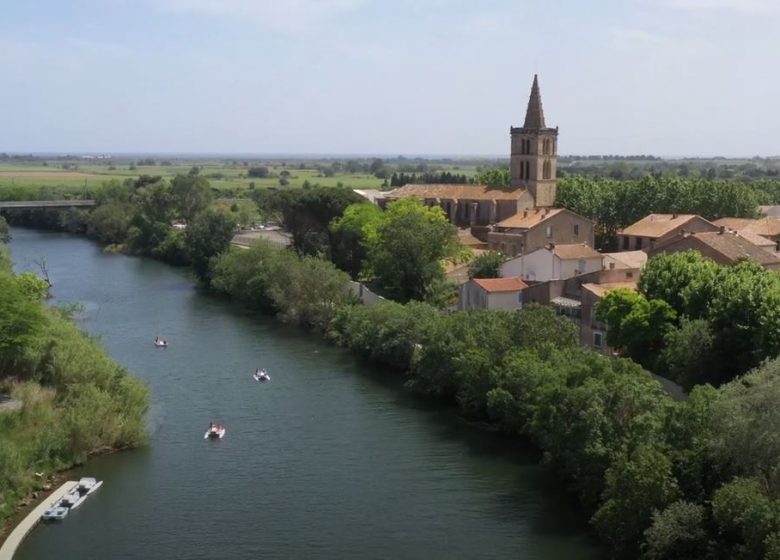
[521,267,640,348]
[458,277,527,311]
[648,228,780,270]
[713,217,780,249]
[500,242,602,282]
[601,250,648,271]
[487,207,595,257]
[617,214,719,252]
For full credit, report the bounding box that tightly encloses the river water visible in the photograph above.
[9,229,600,560]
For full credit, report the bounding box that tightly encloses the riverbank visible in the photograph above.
[0,480,77,560]
[0,242,149,533]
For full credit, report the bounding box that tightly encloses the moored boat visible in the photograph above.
[42,505,69,521]
[59,489,86,510]
[253,369,270,382]
[78,477,103,495]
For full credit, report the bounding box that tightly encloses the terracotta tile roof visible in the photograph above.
[714,217,758,230]
[602,251,648,269]
[620,214,713,239]
[495,207,564,228]
[685,231,780,265]
[582,281,638,298]
[551,243,601,260]
[736,231,775,248]
[385,183,531,201]
[473,277,528,293]
[743,218,780,238]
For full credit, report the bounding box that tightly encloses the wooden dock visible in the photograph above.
[0,481,78,560]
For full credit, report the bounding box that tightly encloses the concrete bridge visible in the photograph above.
[0,200,96,210]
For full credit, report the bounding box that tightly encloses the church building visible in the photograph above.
[378,75,594,254]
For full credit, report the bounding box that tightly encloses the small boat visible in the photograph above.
[204,424,226,439]
[253,370,271,382]
[60,489,86,510]
[77,477,103,496]
[153,339,169,347]
[42,505,69,521]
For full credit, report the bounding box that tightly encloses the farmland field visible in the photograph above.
[0,156,487,199]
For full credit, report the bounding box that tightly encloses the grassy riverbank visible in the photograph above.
[0,244,149,528]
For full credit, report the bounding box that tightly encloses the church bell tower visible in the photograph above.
[510,75,558,207]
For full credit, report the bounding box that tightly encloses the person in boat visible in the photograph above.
[155,336,159,343]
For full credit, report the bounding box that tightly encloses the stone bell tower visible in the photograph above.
[510,75,558,207]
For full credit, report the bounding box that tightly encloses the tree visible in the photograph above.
[476,167,510,188]
[184,209,236,283]
[247,166,269,178]
[366,198,459,302]
[0,216,10,243]
[639,252,718,319]
[643,501,711,560]
[0,273,48,378]
[329,202,383,279]
[170,174,213,224]
[591,446,680,556]
[596,288,677,368]
[467,251,504,279]
[659,318,714,388]
[272,187,363,257]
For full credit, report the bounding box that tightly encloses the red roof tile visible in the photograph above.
[472,277,528,293]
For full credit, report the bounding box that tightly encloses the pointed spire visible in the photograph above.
[523,74,546,129]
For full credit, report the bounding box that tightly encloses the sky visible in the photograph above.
[1,0,778,157]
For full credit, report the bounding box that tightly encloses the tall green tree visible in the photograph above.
[170,174,213,224]
[184,209,236,283]
[366,198,459,302]
[329,202,383,279]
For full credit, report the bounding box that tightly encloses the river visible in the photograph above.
[9,229,601,560]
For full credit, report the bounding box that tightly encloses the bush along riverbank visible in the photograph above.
[0,243,149,528]
[210,239,780,560]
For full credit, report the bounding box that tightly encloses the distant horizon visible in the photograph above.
[2,151,779,161]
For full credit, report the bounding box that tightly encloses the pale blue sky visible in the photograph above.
[1,0,778,156]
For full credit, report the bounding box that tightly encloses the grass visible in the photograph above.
[0,157,485,198]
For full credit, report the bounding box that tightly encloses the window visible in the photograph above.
[622,236,629,250]
[517,291,524,304]
[578,259,586,274]
[593,332,603,348]
[573,224,579,236]
[635,237,643,250]
[545,225,552,238]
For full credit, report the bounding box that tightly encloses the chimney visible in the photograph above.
[548,242,556,250]
[672,212,678,219]
[719,225,726,235]
[523,209,528,217]
[535,207,541,214]
[543,208,549,216]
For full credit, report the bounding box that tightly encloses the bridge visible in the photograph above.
[0,200,96,209]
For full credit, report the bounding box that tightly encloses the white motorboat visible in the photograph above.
[42,505,69,521]
[77,477,103,495]
[59,489,86,510]
[153,339,169,347]
[253,370,270,382]
[204,424,226,439]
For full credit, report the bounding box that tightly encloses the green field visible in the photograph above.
[0,157,485,200]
